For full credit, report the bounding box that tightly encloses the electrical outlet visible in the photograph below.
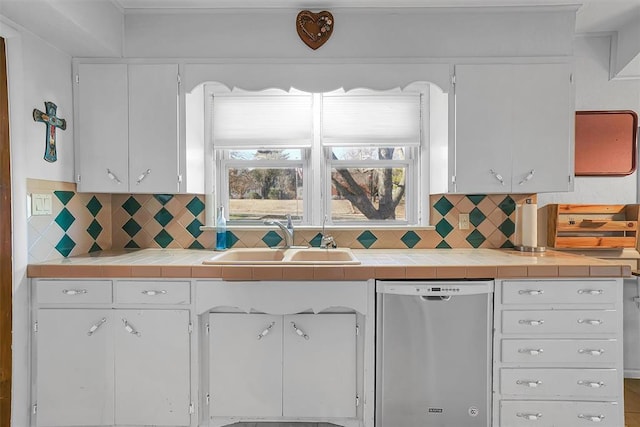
[459,213,470,230]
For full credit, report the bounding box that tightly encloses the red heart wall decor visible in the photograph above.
[296,10,334,50]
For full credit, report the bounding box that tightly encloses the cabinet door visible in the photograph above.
[208,313,283,417]
[114,309,191,426]
[36,309,114,427]
[453,64,513,194]
[511,63,573,192]
[128,64,180,193]
[76,64,129,192]
[283,314,357,418]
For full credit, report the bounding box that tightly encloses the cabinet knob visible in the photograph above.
[578,348,604,356]
[62,289,87,296]
[141,290,167,296]
[516,412,542,421]
[489,169,505,185]
[106,168,122,184]
[578,414,605,422]
[578,289,604,295]
[518,348,544,356]
[516,380,543,388]
[578,380,605,388]
[87,317,107,336]
[519,289,544,296]
[578,318,603,326]
[257,321,276,340]
[290,322,310,340]
[519,319,544,326]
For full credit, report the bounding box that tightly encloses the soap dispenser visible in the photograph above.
[215,206,227,251]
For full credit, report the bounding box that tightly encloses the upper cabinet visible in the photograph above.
[452,63,574,194]
[75,63,180,193]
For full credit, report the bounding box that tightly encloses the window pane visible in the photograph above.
[229,149,303,161]
[331,147,406,161]
[330,167,407,221]
[228,167,303,221]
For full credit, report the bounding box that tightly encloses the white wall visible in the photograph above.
[1,17,74,426]
[537,34,640,207]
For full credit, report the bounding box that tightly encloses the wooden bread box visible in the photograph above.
[546,204,640,269]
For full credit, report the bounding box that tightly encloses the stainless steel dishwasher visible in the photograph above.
[376,280,494,427]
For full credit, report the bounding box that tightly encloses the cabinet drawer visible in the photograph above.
[501,339,618,365]
[501,280,617,305]
[499,400,620,426]
[36,280,112,304]
[500,368,619,398]
[115,281,190,304]
[501,310,618,335]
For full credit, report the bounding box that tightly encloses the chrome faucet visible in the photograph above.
[320,215,337,249]
[264,214,294,248]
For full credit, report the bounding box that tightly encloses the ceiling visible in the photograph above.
[112,0,640,33]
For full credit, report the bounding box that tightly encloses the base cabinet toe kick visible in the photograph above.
[29,277,624,427]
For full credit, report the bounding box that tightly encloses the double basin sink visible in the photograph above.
[203,247,360,265]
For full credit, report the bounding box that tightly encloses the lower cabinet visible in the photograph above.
[208,312,357,420]
[36,308,191,426]
[493,278,624,427]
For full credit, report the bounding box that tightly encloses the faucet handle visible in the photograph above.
[321,234,337,249]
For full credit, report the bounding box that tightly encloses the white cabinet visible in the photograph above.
[208,312,357,420]
[33,280,192,427]
[453,63,574,194]
[623,277,640,377]
[493,278,624,427]
[75,63,180,193]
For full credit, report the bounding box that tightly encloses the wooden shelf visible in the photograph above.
[547,204,639,249]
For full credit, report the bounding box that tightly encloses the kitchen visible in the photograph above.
[1,1,640,426]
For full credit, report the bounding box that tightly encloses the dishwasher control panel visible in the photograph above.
[376,280,494,296]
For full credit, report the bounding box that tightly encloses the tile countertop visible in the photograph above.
[26,248,632,281]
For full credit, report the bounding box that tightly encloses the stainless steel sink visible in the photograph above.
[203,247,360,265]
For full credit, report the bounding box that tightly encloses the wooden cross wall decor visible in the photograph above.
[33,101,66,163]
[296,10,334,50]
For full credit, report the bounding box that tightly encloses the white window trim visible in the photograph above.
[204,82,432,228]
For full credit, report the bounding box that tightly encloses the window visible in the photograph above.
[206,83,431,226]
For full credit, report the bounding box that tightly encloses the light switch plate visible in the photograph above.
[32,193,53,216]
[459,213,470,230]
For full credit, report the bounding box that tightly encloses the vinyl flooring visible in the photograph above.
[627,379,640,427]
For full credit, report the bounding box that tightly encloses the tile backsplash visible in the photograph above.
[27,179,535,262]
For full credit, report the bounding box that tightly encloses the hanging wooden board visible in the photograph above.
[575,110,638,176]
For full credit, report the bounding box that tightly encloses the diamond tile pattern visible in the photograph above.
[154,229,174,247]
[186,219,203,238]
[86,196,103,217]
[499,196,516,216]
[86,219,103,240]
[89,242,102,253]
[467,195,486,205]
[262,230,283,247]
[53,190,74,205]
[122,219,142,238]
[433,196,454,216]
[469,207,486,227]
[154,194,173,205]
[435,218,454,238]
[499,218,516,237]
[154,208,174,227]
[309,233,323,247]
[54,208,76,232]
[186,197,205,216]
[466,229,486,248]
[401,231,421,248]
[226,231,240,248]
[55,234,76,257]
[357,231,378,249]
[122,197,142,216]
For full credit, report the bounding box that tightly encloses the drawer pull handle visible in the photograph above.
[578,348,604,356]
[516,412,542,421]
[290,322,310,340]
[490,169,505,185]
[578,289,603,295]
[578,380,605,388]
[62,289,87,295]
[257,322,276,340]
[519,289,544,296]
[122,318,141,337]
[578,319,603,326]
[519,319,544,326]
[516,380,542,388]
[141,290,167,296]
[578,414,605,422]
[87,318,107,336]
[136,169,151,184]
[518,348,543,355]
